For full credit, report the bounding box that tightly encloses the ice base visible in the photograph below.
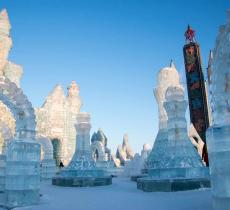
[137,177,210,192]
[3,140,40,208]
[138,166,210,192]
[147,129,168,168]
[52,168,112,187]
[207,125,230,210]
[40,159,57,180]
[52,160,112,187]
[148,167,209,179]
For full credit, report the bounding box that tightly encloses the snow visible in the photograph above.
[14,178,212,210]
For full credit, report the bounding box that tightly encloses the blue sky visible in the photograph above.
[0,0,229,154]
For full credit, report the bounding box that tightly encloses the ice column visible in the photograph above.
[67,112,95,171]
[161,85,206,176]
[5,131,40,208]
[52,113,112,187]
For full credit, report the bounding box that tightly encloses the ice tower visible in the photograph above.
[206,10,230,210]
[138,64,209,192]
[147,62,180,169]
[52,113,112,187]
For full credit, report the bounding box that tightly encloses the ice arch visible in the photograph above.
[91,141,105,161]
[37,136,56,179]
[37,137,54,160]
[51,138,62,166]
[0,76,36,139]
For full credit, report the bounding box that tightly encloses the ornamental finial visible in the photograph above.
[184,25,196,43]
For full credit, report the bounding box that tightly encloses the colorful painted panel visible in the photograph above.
[183,43,209,144]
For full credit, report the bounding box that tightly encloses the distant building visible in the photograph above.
[35,81,82,166]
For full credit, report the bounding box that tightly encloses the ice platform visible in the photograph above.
[137,177,210,192]
[52,176,112,187]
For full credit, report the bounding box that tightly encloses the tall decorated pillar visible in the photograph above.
[183,26,210,165]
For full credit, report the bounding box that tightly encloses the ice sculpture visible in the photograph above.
[116,134,134,166]
[141,144,151,159]
[161,85,205,170]
[188,123,204,158]
[0,9,23,87]
[52,113,112,187]
[91,129,111,162]
[37,137,56,179]
[0,9,40,207]
[124,144,151,179]
[91,129,114,173]
[138,78,209,192]
[0,77,40,207]
[147,62,180,169]
[124,154,142,177]
[206,10,230,210]
[35,81,82,166]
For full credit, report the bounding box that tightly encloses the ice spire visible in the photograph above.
[170,59,176,69]
[0,9,12,73]
[207,50,213,85]
[67,81,82,113]
[0,9,11,35]
[67,81,80,98]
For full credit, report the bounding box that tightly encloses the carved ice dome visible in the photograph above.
[157,64,180,88]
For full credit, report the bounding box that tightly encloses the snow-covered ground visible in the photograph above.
[15,178,212,210]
